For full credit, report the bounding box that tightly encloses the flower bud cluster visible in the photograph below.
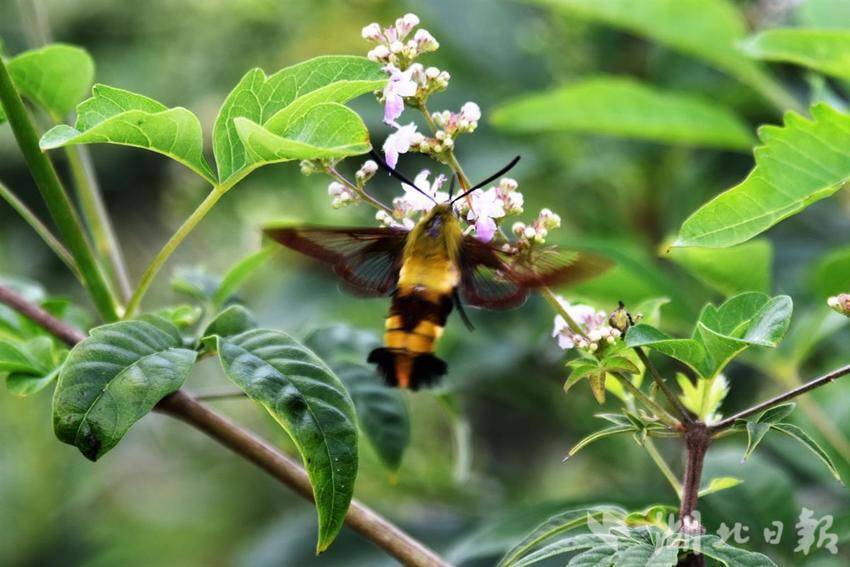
[512,208,562,244]
[363,13,439,69]
[552,297,622,353]
[355,160,378,185]
[327,181,359,209]
[828,293,850,317]
[402,102,481,162]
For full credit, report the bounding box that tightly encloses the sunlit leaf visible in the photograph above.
[675,104,850,248]
[492,76,753,150]
[741,29,850,79]
[40,84,216,183]
[677,373,729,424]
[52,317,196,460]
[698,476,743,497]
[6,44,94,118]
[666,239,772,296]
[811,244,850,300]
[214,328,358,551]
[234,102,370,166]
[213,55,385,182]
[334,362,410,471]
[525,0,793,109]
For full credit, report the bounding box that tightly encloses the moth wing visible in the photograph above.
[264,226,408,296]
[459,238,612,310]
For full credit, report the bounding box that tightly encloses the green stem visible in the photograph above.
[643,437,682,497]
[327,166,393,213]
[63,141,132,301]
[635,347,692,423]
[124,182,230,318]
[0,181,80,279]
[0,57,119,321]
[612,372,681,429]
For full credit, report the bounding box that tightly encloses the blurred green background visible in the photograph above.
[2,0,850,565]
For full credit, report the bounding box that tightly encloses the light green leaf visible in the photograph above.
[213,245,276,308]
[3,337,66,396]
[53,318,196,460]
[676,104,850,248]
[666,239,772,296]
[171,266,221,303]
[611,544,678,567]
[525,0,794,109]
[771,422,842,482]
[214,329,358,551]
[625,325,707,376]
[811,244,850,300]
[491,76,753,150]
[733,403,796,461]
[499,506,625,567]
[677,373,729,424]
[234,102,370,167]
[698,476,744,497]
[509,533,610,567]
[334,362,410,471]
[213,55,385,182]
[154,305,203,329]
[40,84,215,183]
[7,44,94,118]
[741,29,850,79]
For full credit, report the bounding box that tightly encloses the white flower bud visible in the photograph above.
[460,101,481,122]
[512,222,526,237]
[360,160,378,175]
[442,137,454,149]
[328,181,346,197]
[523,226,537,240]
[432,143,443,153]
[425,66,440,79]
[390,41,405,54]
[435,130,446,141]
[361,23,383,42]
[299,160,317,175]
[414,29,439,52]
[506,191,524,213]
[500,177,518,192]
[410,132,425,145]
[396,13,420,38]
[368,45,390,61]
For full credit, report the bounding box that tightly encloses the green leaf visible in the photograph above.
[508,533,610,567]
[799,0,850,29]
[334,362,410,471]
[213,55,385,182]
[213,245,276,308]
[154,304,203,329]
[741,29,850,79]
[7,44,94,118]
[734,403,796,461]
[811,244,850,300]
[52,318,196,460]
[611,544,678,567]
[214,328,358,551]
[304,324,381,365]
[203,305,257,339]
[625,325,707,376]
[498,506,625,567]
[771,422,842,482]
[666,239,772,296]
[171,266,221,303]
[526,0,793,109]
[491,76,752,150]
[688,534,778,566]
[233,102,370,167]
[699,476,743,498]
[567,425,634,458]
[40,84,215,183]
[3,337,66,396]
[677,374,729,423]
[675,104,850,248]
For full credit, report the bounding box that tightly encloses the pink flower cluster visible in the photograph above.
[552,297,622,353]
[362,14,439,67]
[828,293,850,317]
[512,208,561,245]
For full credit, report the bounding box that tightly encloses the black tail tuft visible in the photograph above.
[367,348,448,390]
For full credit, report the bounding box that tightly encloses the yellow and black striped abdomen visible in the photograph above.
[368,255,457,389]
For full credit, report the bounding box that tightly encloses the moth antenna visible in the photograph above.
[369,149,436,203]
[450,155,521,204]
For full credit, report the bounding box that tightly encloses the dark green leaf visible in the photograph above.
[171,266,222,303]
[203,305,257,339]
[215,329,358,551]
[334,362,409,471]
[771,422,842,482]
[567,425,634,458]
[687,534,778,565]
[53,318,196,460]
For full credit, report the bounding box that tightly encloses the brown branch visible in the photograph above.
[0,284,449,567]
[709,364,850,432]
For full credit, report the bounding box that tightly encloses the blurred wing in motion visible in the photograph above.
[459,238,612,309]
[264,226,408,296]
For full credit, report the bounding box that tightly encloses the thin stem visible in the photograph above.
[612,373,682,429]
[541,286,590,339]
[0,57,119,321]
[63,141,132,301]
[709,364,850,432]
[0,283,448,567]
[0,181,80,279]
[417,104,476,210]
[194,388,248,401]
[124,183,229,318]
[643,437,682,497]
[327,166,393,213]
[635,347,692,423]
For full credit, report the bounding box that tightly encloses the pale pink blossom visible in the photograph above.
[383,65,418,125]
[551,297,620,352]
[382,122,418,169]
[400,170,448,213]
[467,187,506,242]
